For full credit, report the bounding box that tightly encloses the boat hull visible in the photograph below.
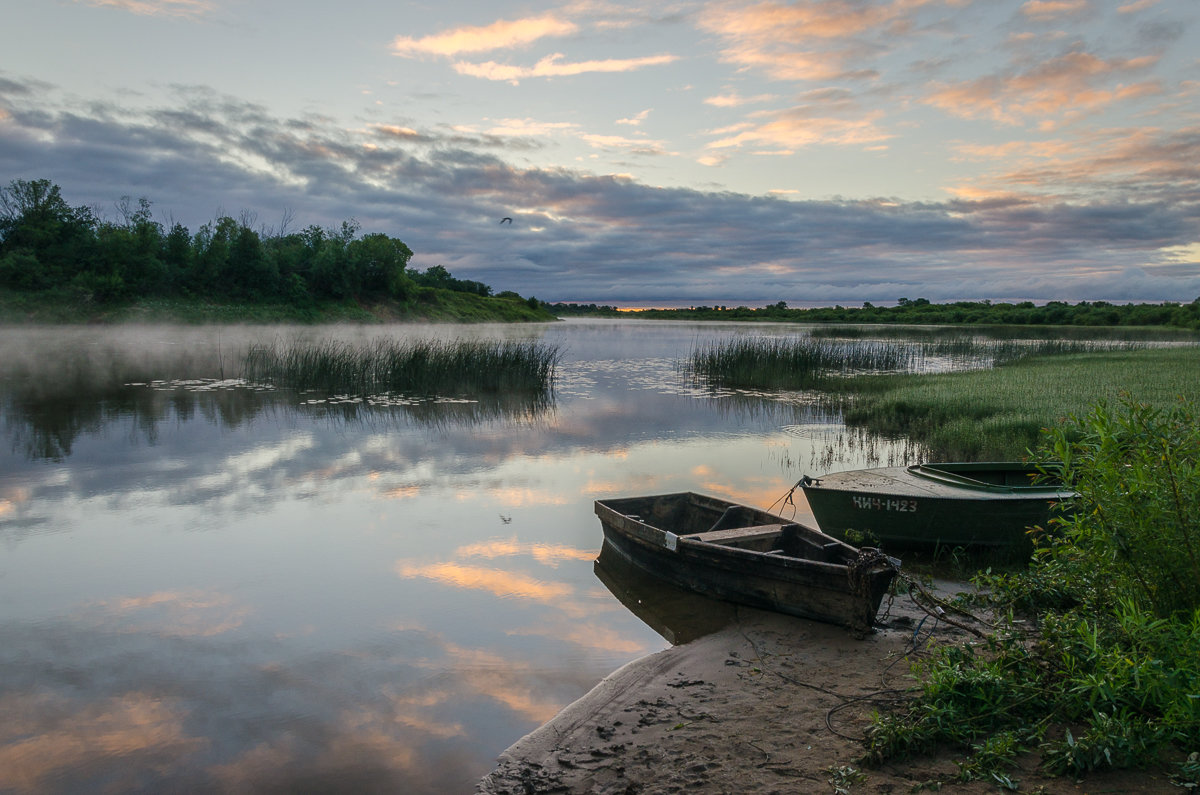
[594,492,896,632]
[801,462,1071,550]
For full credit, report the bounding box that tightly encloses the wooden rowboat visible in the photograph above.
[800,462,1074,551]
[594,491,898,632]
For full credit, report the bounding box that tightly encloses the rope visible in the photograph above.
[765,477,809,518]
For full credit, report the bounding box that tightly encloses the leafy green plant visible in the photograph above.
[1040,712,1167,776]
[1173,751,1200,789]
[825,764,867,794]
[864,399,1200,780]
[1038,398,1200,618]
[954,730,1026,782]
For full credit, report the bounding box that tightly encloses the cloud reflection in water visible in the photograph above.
[0,321,925,792]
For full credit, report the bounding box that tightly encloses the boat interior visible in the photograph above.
[683,523,847,563]
[601,493,852,564]
[913,463,1061,489]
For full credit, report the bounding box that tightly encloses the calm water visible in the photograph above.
[0,320,967,793]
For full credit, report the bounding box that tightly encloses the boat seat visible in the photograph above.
[790,528,844,562]
[689,524,785,547]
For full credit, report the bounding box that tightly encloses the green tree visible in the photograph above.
[94,197,166,297]
[347,232,414,300]
[190,216,238,295]
[161,222,194,293]
[0,178,98,290]
[225,225,280,299]
[414,264,454,290]
[302,223,350,300]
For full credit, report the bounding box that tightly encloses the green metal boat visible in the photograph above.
[800,462,1074,551]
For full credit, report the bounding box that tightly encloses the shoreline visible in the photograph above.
[477,590,1177,794]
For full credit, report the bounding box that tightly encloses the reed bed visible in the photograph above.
[687,337,915,389]
[242,338,561,398]
[836,348,1200,459]
[685,335,1140,390]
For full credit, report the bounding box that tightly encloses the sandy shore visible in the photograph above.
[477,587,1177,794]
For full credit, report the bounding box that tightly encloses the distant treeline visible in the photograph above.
[550,296,1200,329]
[0,178,530,309]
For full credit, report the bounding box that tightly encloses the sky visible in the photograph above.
[1,0,1198,306]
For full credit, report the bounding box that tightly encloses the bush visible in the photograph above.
[1039,397,1200,618]
[864,398,1200,782]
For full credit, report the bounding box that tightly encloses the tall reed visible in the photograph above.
[685,335,1142,390]
[243,338,561,397]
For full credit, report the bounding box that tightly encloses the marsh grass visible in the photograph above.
[835,348,1199,459]
[243,338,561,398]
[686,334,1143,391]
[687,334,1194,459]
[688,337,922,389]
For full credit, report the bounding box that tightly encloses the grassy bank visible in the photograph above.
[687,335,1199,459]
[835,347,1199,459]
[686,335,1133,391]
[0,288,558,325]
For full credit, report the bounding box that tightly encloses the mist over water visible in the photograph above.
[0,319,1074,792]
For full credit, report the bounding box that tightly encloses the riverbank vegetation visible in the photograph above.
[0,178,553,323]
[864,399,1200,787]
[837,348,1198,460]
[555,297,1200,330]
[686,336,1137,390]
[687,337,1198,459]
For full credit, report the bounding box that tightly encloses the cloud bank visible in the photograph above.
[4,0,1199,305]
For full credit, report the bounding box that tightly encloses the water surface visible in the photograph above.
[0,319,953,792]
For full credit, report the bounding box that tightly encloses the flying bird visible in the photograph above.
[499,217,512,224]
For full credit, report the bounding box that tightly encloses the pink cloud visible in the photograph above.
[1020,0,1090,19]
[696,0,936,82]
[925,51,1161,126]
[452,52,678,82]
[73,0,212,17]
[707,108,892,150]
[1117,0,1162,11]
[947,126,1200,203]
[704,92,779,108]
[392,15,578,57]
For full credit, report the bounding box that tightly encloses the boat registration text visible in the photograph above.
[851,495,918,512]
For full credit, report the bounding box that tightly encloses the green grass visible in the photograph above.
[834,348,1200,459]
[242,337,562,397]
[686,336,1196,458]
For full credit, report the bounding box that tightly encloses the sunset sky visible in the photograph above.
[1,0,1197,305]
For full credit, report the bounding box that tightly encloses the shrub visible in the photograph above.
[1038,397,1200,618]
[864,398,1200,782]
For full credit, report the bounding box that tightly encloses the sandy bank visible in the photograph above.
[477,589,1176,794]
